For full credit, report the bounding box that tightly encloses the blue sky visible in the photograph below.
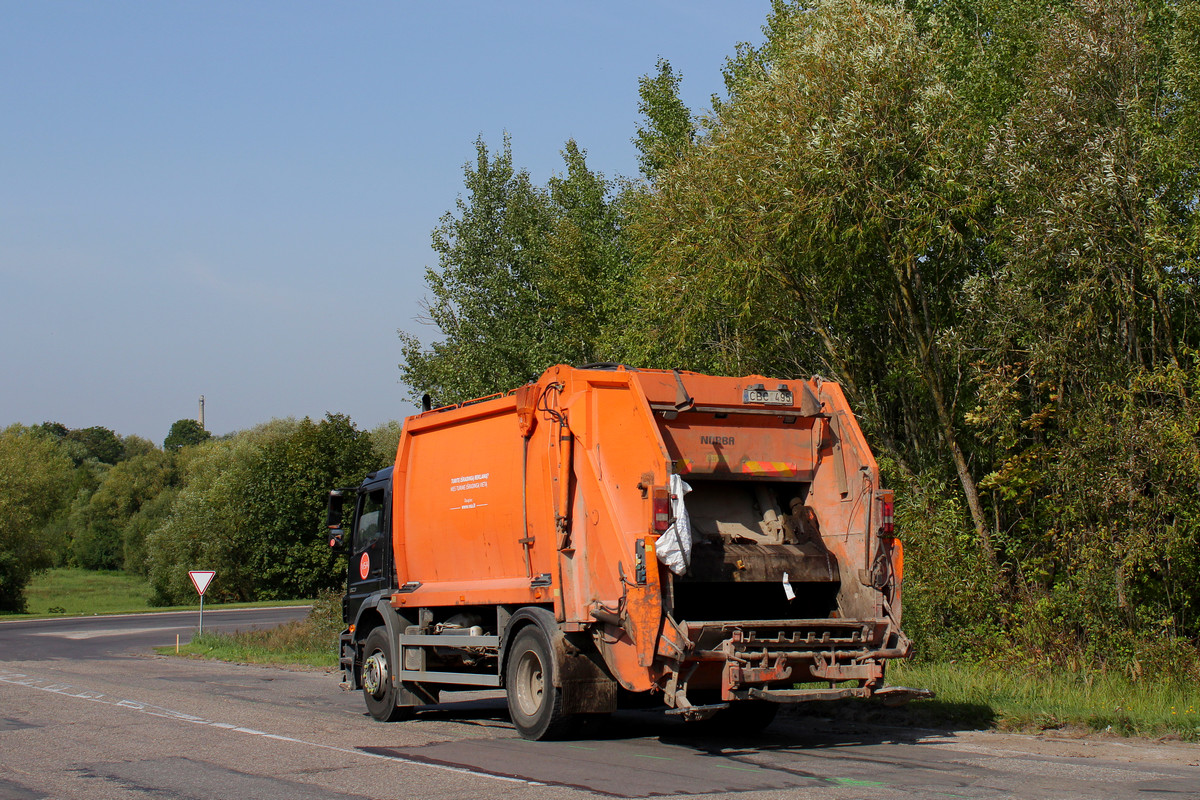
[0,2,770,443]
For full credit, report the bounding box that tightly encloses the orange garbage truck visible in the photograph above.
[326,364,925,739]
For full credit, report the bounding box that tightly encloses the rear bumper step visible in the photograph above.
[746,686,869,702]
[741,685,935,704]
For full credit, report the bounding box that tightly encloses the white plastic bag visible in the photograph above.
[656,473,693,576]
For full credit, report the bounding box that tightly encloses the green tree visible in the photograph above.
[71,450,177,571]
[400,136,555,404]
[35,422,69,440]
[66,426,124,465]
[401,136,629,404]
[37,423,127,466]
[122,487,178,576]
[164,419,211,451]
[1171,1,1200,259]
[380,0,1200,669]
[146,434,244,604]
[121,435,158,460]
[38,456,109,567]
[544,140,630,365]
[368,421,403,467]
[958,0,1200,653]
[624,0,997,567]
[243,414,377,599]
[0,425,74,610]
[633,58,696,178]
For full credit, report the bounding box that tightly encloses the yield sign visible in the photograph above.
[189,570,216,596]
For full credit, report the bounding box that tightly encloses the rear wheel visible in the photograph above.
[361,627,412,722]
[505,625,574,740]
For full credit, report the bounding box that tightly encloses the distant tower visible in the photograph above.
[198,395,206,430]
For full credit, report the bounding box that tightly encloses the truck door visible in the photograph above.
[346,482,391,620]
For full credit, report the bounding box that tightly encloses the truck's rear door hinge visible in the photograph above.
[530,573,553,588]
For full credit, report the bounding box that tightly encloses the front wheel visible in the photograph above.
[505,625,574,740]
[361,627,412,722]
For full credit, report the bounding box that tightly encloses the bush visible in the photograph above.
[0,426,74,611]
[884,458,1005,663]
[147,415,377,605]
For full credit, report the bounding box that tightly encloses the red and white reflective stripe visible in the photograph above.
[881,491,895,535]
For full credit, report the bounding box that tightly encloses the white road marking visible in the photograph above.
[0,606,309,626]
[0,671,540,787]
[28,626,183,640]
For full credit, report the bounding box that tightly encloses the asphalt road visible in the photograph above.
[0,606,310,660]
[0,611,1197,799]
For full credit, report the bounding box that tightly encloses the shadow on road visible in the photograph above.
[400,693,996,749]
[363,697,1002,798]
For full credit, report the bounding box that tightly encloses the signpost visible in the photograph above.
[188,570,216,634]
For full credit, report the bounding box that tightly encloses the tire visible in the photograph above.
[361,627,412,722]
[505,625,574,740]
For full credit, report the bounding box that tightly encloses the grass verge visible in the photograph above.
[160,592,342,670]
[0,567,311,619]
[854,660,1200,742]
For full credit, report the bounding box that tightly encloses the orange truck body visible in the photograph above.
[333,364,917,738]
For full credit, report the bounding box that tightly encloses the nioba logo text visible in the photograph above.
[700,435,735,446]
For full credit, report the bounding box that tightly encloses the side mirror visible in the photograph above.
[326,489,345,528]
[326,489,347,550]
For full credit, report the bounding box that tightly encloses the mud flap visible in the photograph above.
[398,682,440,707]
[555,634,617,714]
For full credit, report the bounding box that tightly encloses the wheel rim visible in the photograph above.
[363,650,388,699]
[513,647,545,717]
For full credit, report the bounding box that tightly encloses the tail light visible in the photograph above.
[652,486,670,532]
[881,490,895,535]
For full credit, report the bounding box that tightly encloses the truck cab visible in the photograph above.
[337,468,394,628]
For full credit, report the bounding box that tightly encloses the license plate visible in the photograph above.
[743,387,794,406]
